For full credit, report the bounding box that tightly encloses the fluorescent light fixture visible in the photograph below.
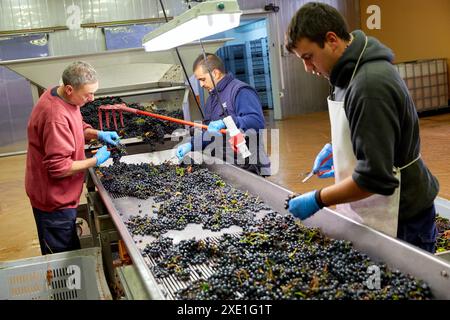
[142,0,242,52]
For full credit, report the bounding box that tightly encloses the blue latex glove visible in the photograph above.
[98,131,120,146]
[288,191,321,220]
[313,143,334,178]
[176,143,192,160]
[94,146,111,166]
[207,119,226,132]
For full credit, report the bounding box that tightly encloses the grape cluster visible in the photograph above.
[81,96,183,150]
[110,143,127,164]
[143,238,218,281]
[436,214,450,253]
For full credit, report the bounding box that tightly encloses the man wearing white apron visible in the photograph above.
[284,3,439,253]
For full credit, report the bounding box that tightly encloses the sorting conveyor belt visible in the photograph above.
[88,149,450,299]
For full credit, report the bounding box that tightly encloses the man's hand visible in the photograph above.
[98,131,120,146]
[287,190,322,220]
[176,143,192,160]
[313,143,334,178]
[94,146,111,166]
[207,119,226,132]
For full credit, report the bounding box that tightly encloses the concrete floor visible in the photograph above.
[1,111,449,262]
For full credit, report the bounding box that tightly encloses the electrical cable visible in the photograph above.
[159,0,205,119]
[199,39,229,116]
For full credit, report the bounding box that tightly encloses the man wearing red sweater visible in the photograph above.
[26,61,119,255]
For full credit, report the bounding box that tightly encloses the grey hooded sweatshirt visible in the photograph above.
[330,30,439,222]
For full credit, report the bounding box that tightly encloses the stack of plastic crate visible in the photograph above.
[217,38,273,109]
[248,38,273,109]
[394,58,449,112]
[217,44,250,84]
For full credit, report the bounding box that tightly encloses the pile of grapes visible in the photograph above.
[81,96,183,149]
[150,213,432,300]
[99,162,270,237]
[436,215,450,253]
[97,162,434,300]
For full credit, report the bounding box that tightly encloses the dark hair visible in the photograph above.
[286,2,351,52]
[192,53,226,74]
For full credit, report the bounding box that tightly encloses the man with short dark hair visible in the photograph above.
[285,3,439,253]
[26,61,120,255]
[177,53,271,176]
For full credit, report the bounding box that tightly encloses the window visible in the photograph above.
[104,24,160,50]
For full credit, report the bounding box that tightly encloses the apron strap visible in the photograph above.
[350,36,369,82]
[395,154,422,172]
[331,34,368,100]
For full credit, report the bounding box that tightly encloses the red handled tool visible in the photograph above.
[91,148,113,154]
[97,103,226,134]
[97,103,251,156]
[302,152,333,183]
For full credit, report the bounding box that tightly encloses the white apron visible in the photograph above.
[328,36,420,237]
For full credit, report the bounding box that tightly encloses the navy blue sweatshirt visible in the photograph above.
[192,73,265,150]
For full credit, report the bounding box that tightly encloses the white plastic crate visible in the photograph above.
[394,58,449,111]
[0,247,111,300]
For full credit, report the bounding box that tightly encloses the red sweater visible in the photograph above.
[25,88,92,212]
